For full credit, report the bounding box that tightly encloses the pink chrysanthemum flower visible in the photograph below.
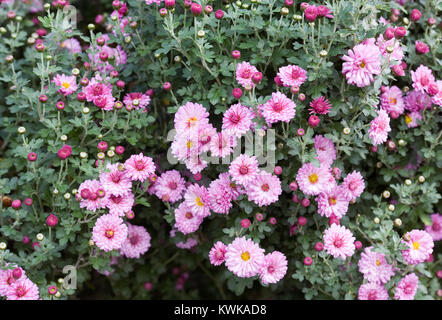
[405,111,422,128]
[124,153,156,183]
[358,247,395,284]
[246,171,282,207]
[261,91,296,124]
[236,62,259,89]
[431,80,442,106]
[78,179,108,212]
[89,44,127,73]
[0,266,26,296]
[83,78,113,102]
[120,223,151,258]
[404,90,432,112]
[93,94,115,111]
[60,38,82,54]
[52,74,78,96]
[259,251,288,285]
[174,202,204,234]
[341,170,365,201]
[425,213,442,241]
[296,163,334,196]
[123,92,151,111]
[316,185,350,219]
[401,230,434,265]
[92,214,128,252]
[380,86,405,115]
[174,102,210,133]
[313,135,336,168]
[207,177,233,214]
[209,241,227,266]
[225,236,265,278]
[309,96,332,115]
[394,273,419,300]
[197,123,217,153]
[323,224,355,259]
[342,43,381,87]
[106,192,134,217]
[219,172,245,200]
[277,65,307,88]
[358,283,389,300]
[185,154,208,174]
[184,184,211,218]
[411,65,435,93]
[99,163,132,196]
[229,154,259,186]
[209,131,237,158]
[376,34,404,61]
[369,109,391,146]
[222,104,254,138]
[171,132,200,161]
[155,170,186,203]
[6,278,39,300]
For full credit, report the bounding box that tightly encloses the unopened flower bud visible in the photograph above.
[36,233,44,241]
[418,176,425,183]
[405,179,412,186]
[374,217,380,224]
[383,190,390,199]
[388,204,395,211]
[394,218,402,226]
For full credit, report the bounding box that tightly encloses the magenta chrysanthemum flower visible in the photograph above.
[78,179,108,212]
[92,214,128,252]
[394,273,419,300]
[259,251,288,285]
[316,185,350,219]
[411,65,435,93]
[6,278,39,300]
[83,78,113,102]
[225,236,265,278]
[209,241,227,266]
[358,247,395,284]
[277,65,307,88]
[431,80,442,106]
[342,43,381,87]
[105,192,134,217]
[93,94,115,111]
[99,163,132,196]
[155,170,186,203]
[120,223,151,258]
[52,74,78,96]
[369,109,391,146]
[313,135,336,168]
[184,183,211,218]
[261,92,296,123]
[404,90,432,112]
[246,171,282,207]
[123,92,151,111]
[174,202,203,234]
[425,213,442,241]
[236,61,259,89]
[309,96,332,115]
[174,102,210,133]
[405,111,422,128]
[341,170,365,201]
[296,163,334,196]
[229,154,259,186]
[376,34,404,61]
[207,177,233,214]
[222,104,254,137]
[60,38,82,54]
[380,86,405,115]
[323,224,355,259]
[358,283,389,300]
[401,230,434,265]
[124,153,156,183]
[0,265,26,296]
[209,131,237,158]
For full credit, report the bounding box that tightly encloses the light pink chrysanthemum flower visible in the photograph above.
[124,153,156,183]
[106,192,134,217]
[229,154,259,186]
[89,44,127,73]
[120,223,151,258]
[197,123,217,153]
[401,230,434,265]
[93,94,115,111]
[225,236,265,278]
[431,80,442,106]
[236,62,259,89]
[261,92,296,124]
[92,214,128,252]
[323,224,355,259]
[52,74,78,96]
[405,111,423,128]
[60,38,82,54]
[176,237,198,250]
[316,185,350,219]
[296,163,334,196]
[185,155,208,174]
[83,78,113,102]
[369,109,391,146]
[222,104,254,138]
[209,241,227,266]
[341,170,365,201]
[376,34,404,61]
[123,92,151,111]
[309,96,332,115]
[6,278,39,300]
[155,170,186,203]
[342,43,381,87]
[174,202,204,234]
[184,184,211,218]
[394,273,419,300]
[313,135,336,168]
[99,163,132,196]
[358,247,395,284]
[0,266,26,296]
[277,65,307,88]
[174,102,210,133]
[209,131,237,158]
[259,251,288,285]
[404,90,432,112]
[425,213,442,241]
[358,283,389,300]
[246,171,282,207]
[380,86,405,115]
[78,179,108,212]
[207,177,233,214]
[411,65,435,93]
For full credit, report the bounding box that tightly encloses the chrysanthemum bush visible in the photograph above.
[0,0,441,300]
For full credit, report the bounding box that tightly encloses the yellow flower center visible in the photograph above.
[376,259,381,266]
[105,230,114,238]
[308,173,318,184]
[62,82,70,89]
[187,117,197,127]
[329,197,336,205]
[186,140,193,149]
[389,97,397,105]
[241,251,250,261]
[360,61,366,68]
[412,241,420,250]
[405,115,412,124]
[195,197,204,207]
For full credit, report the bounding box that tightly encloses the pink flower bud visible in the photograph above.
[308,115,320,127]
[289,181,298,191]
[231,50,241,59]
[11,199,21,209]
[391,64,405,77]
[12,268,22,279]
[427,17,436,26]
[314,242,324,251]
[164,0,175,8]
[394,26,407,39]
[304,257,312,266]
[39,94,48,103]
[191,3,202,16]
[304,5,318,22]
[251,72,263,84]
[297,128,305,136]
[115,145,125,155]
[163,82,172,91]
[410,9,421,22]
[204,5,213,14]
[390,110,400,119]
[301,198,310,207]
[255,213,263,221]
[144,282,153,291]
[46,214,58,227]
[284,0,293,6]
[24,198,33,206]
[292,194,300,203]
[384,27,395,40]
[269,217,277,225]
[27,152,37,162]
[354,240,362,250]
[298,216,307,226]
[428,83,439,96]
[232,88,243,99]
[22,236,30,244]
[193,173,202,181]
[240,218,251,229]
[273,166,282,175]
[298,93,306,101]
[415,41,429,54]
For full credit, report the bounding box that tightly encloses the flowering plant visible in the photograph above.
[0,0,441,300]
